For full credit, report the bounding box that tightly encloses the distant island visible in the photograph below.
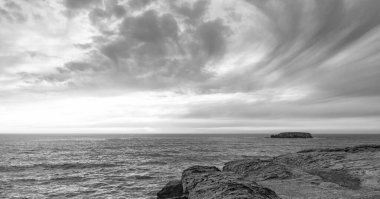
[270,132,313,138]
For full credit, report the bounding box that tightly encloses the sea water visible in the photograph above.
[0,133,379,198]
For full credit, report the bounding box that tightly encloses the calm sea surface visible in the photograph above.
[0,133,379,199]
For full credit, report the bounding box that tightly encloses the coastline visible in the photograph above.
[2,134,379,198]
[157,144,380,199]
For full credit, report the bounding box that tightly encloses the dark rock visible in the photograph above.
[181,166,221,194]
[181,166,280,199]
[224,144,380,199]
[273,151,346,169]
[223,158,293,181]
[157,180,186,199]
[182,165,220,176]
[158,145,380,199]
[306,169,361,190]
[270,132,312,138]
[297,144,380,153]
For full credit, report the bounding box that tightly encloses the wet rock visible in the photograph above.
[182,166,280,199]
[181,166,221,194]
[225,144,380,199]
[270,132,312,138]
[157,180,186,199]
[306,169,361,190]
[223,158,293,181]
[158,145,380,199]
[297,144,380,153]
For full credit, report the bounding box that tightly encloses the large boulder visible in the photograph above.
[181,166,221,194]
[181,166,280,199]
[157,180,187,199]
[223,158,293,181]
[157,165,280,199]
[270,132,312,138]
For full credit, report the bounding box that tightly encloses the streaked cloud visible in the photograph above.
[0,0,379,133]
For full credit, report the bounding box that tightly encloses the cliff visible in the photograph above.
[157,144,380,199]
[270,132,313,138]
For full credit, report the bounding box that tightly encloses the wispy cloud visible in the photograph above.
[0,0,379,132]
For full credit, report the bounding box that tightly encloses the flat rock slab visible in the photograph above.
[182,166,280,199]
[157,165,280,199]
[224,145,380,199]
[157,145,380,199]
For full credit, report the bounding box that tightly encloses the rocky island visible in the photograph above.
[270,132,313,138]
[157,144,380,199]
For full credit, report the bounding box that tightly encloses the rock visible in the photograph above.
[223,158,293,181]
[297,144,380,153]
[157,180,187,199]
[158,145,380,199]
[224,144,380,199]
[181,166,221,194]
[157,165,280,199]
[181,166,280,199]
[306,169,361,190]
[270,132,312,138]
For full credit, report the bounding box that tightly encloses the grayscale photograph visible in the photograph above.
[0,0,379,198]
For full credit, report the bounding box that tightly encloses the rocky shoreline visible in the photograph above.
[157,144,380,199]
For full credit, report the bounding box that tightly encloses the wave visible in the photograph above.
[9,176,86,183]
[11,178,38,182]
[50,176,86,182]
[0,162,119,172]
[132,175,155,180]
[138,161,168,166]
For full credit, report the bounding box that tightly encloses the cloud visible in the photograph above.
[2,0,380,131]
[1,0,231,92]
[184,94,380,120]
[245,0,380,85]
[88,1,126,26]
[312,63,380,99]
[64,1,228,90]
[113,5,126,18]
[121,10,175,43]
[0,8,12,21]
[171,0,210,24]
[128,0,155,10]
[4,1,22,10]
[12,0,380,98]
[193,0,380,98]
[0,3,26,23]
[64,0,101,10]
[196,19,227,58]
[4,0,380,97]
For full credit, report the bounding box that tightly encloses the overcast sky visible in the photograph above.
[1,0,380,133]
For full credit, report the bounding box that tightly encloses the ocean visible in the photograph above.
[0,133,379,199]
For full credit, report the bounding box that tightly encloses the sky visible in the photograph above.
[0,0,380,134]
